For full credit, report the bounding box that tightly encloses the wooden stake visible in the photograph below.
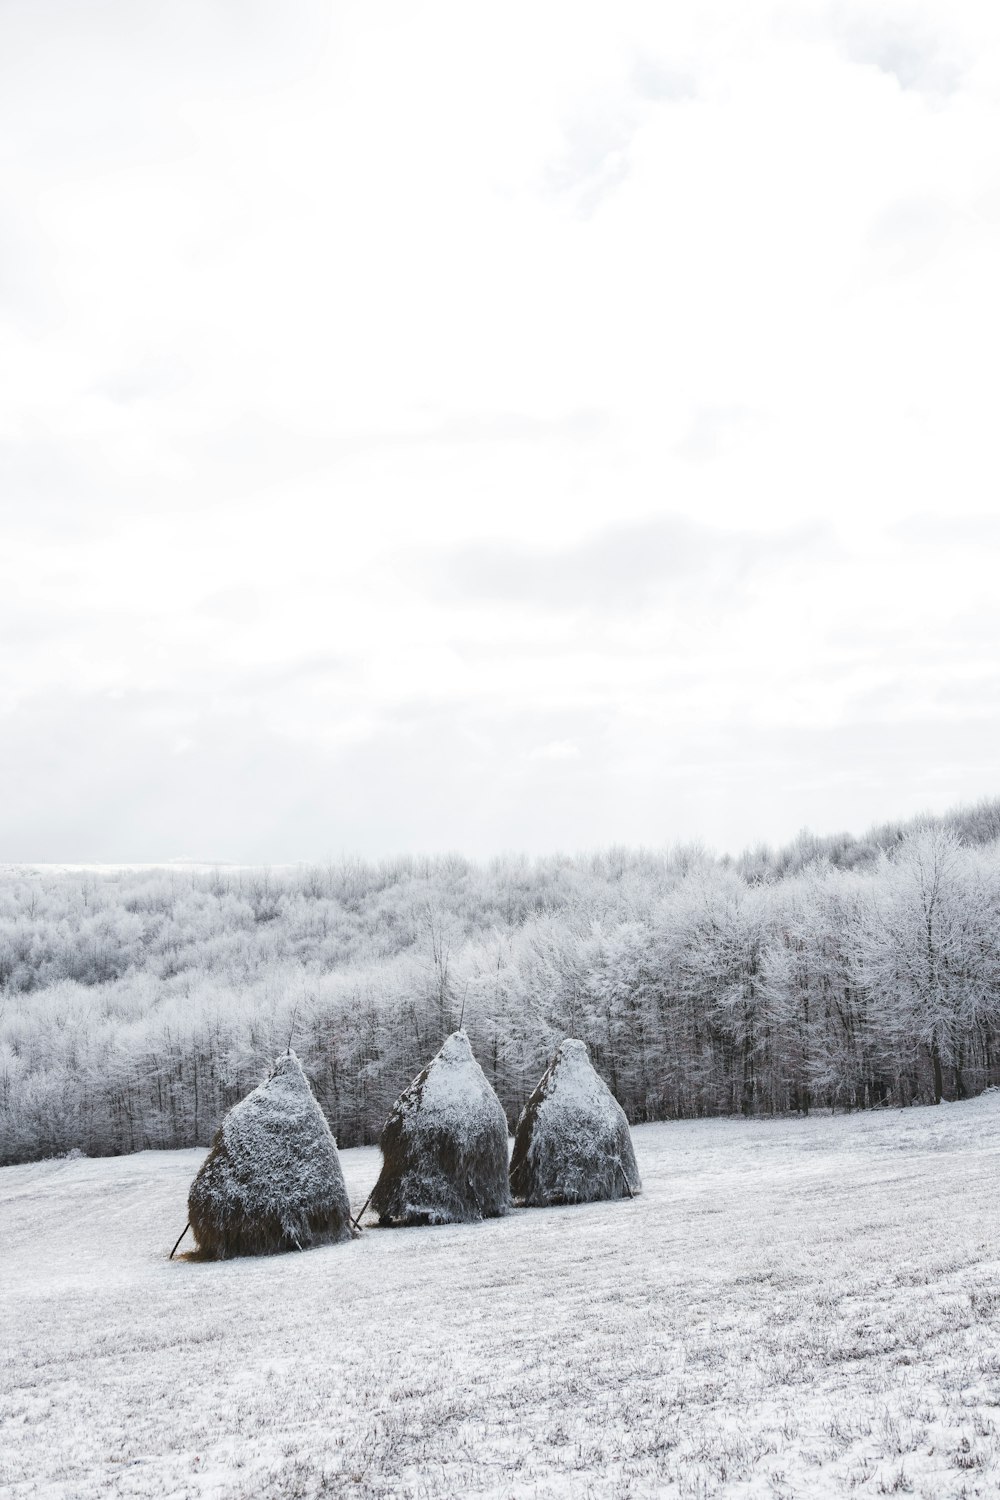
[617,1160,634,1200]
[351,1189,375,1232]
[169,1221,191,1260]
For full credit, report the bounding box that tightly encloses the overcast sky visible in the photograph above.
[3,0,1000,863]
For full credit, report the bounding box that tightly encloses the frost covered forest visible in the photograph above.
[4,799,1000,1167]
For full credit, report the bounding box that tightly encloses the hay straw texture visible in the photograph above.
[187,1051,353,1258]
[370,1030,511,1226]
[509,1039,642,1207]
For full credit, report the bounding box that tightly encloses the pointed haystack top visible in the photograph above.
[400,1029,486,1134]
[187,1050,353,1258]
[509,1039,641,1207]
[371,1029,511,1226]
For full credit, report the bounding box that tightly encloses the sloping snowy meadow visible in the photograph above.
[4,1097,1000,1499]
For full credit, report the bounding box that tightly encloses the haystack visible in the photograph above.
[370,1030,511,1226]
[509,1039,641,1206]
[187,1051,353,1258]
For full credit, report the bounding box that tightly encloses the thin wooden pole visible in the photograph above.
[351,1189,375,1232]
[169,1222,191,1259]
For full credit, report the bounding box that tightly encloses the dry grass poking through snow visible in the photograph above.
[3,1098,1000,1498]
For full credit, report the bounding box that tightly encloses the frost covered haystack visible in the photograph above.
[187,1052,353,1258]
[371,1030,511,1227]
[509,1039,641,1207]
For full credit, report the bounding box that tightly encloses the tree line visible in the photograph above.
[3,800,1000,1165]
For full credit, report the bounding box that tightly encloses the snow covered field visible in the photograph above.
[4,1099,1000,1499]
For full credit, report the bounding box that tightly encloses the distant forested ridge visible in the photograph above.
[4,798,1000,1166]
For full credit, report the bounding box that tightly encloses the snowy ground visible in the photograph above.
[3,1099,1000,1499]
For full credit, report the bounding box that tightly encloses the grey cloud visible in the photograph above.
[931,676,1000,711]
[833,9,965,97]
[865,196,954,279]
[545,52,696,218]
[545,103,636,216]
[181,407,606,501]
[428,517,827,615]
[195,588,268,625]
[0,209,65,332]
[423,409,608,447]
[0,689,607,862]
[184,418,343,499]
[0,430,233,532]
[0,403,606,541]
[890,514,1000,549]
[632,57,697,103]
[5,687,998,863]
[0,1,332,182]
[0,2,333,345]
[0,595,82,646]
[829,608,1000,660]
[230,654,355,694]
[98,355,191,406]
[379,698,611,758]
[868,197,952,249]
[0,690,320,863]
[723,717,1000,789]
[0,437,127,532]
[673,406,760,463]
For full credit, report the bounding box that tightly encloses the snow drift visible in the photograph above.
[371,1030,511,1226]
[509,1039,641,1206]
[187,1051,353,1258]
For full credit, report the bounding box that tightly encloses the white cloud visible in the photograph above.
[527,741,583,762]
